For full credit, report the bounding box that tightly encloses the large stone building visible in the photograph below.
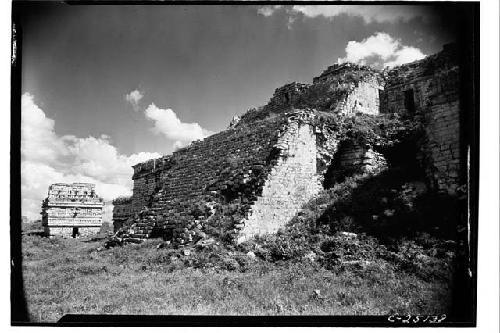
[41,183,104,238]
[113,44,466,244]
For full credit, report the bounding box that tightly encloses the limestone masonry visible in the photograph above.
[114,44,464,244]
[112,196,133,232]
[41,183,104,237]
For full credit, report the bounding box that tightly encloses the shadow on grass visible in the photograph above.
[24,230,45,237]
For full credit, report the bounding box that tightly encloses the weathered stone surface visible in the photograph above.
[237,119,322,242]
[112,43,464,244]
[112,196,132,232]
[124,115,289,241]
[380,43,461,193]
[41,183,104,238]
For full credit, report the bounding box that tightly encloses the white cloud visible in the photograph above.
[21,93,69,164]
[259,5,433,24]
[21,93,160,220]
[125,89,144,111]
[292,5,432,24]
[67,135,160,185]
[257,5,283,17]
[383,46,426,68]
[257,5,434,28]
[287,15,297,30]
[144,103,214,150]
[257,6,295,30]
[338,32,426,68]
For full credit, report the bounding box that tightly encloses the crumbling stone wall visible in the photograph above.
[240,62,384,122]
[337,142,387,174]
[311,63,384,115]
[115,43,464,243]
[421,78,461,193]
[112,196,133,232]
[124,108,394,243]
[266,82,311,112]
[126,115,289,241]
[131,159,165,213]
[380,44,461,193]
[335,80,382,115]
[321,139,388,188]
[237,118,322,242]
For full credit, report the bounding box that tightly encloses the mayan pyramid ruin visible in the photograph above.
[112,44,462,245]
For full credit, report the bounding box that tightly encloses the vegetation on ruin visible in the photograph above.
[21,105,465,322]
[245,169,466,277]
[312,111,421,148]
[238,107,421,152]
[22,164,465,321]
[21,89,464,322]
[112,196,132,205]
[201,110,422,241]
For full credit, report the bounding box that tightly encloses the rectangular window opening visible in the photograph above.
[404,89,416,115]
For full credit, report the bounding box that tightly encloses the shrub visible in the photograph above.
[255,230,313,262]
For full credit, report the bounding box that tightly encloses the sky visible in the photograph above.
[18,3,461,220]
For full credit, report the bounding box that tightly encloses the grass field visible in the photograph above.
[21,232,454,322]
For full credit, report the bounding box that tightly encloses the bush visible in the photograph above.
[255,231,313,262]
[381,239,455,281]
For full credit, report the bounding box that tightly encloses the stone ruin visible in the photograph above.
[113,43,464,245]
[41,183,104,238]
[112,196,133,232]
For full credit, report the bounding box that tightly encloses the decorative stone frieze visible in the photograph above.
[41,183,104,238]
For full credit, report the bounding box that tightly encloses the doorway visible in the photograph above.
[72,227,79,238]
[404,89,416,115]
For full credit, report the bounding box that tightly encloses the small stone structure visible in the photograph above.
[113,43,464,244]
[112,196,133,232]
[41,183,104,238]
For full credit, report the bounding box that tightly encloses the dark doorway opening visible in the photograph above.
[72,227,79,238]
[284,92,291,105]
[404,89,416,115]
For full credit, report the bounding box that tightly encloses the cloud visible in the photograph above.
[257,6,296,30]
[21,93,161,220]
[125,89,144,111]
[21,93,69,164]
[292,5,432,24]
[383,46,426,68]
[257,5,434,27]
[144,103,214,150]
[67,135,160,185]
[257,5,283,17]
[338,32,426,68]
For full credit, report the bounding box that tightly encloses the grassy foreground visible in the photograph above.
[22,233,453,322]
